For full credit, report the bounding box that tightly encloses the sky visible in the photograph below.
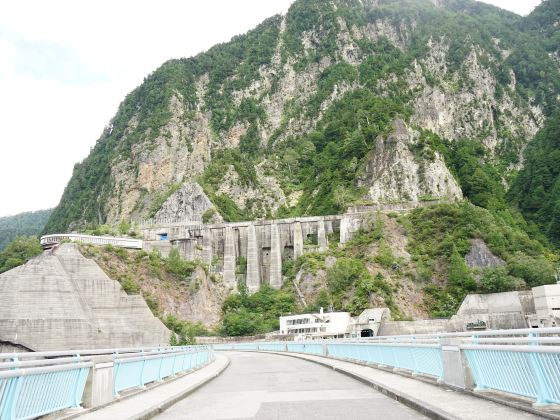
[0,0,543,217]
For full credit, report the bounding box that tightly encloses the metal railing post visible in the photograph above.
[527,333,552,405]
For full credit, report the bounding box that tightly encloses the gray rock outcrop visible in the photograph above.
[465,239,506,269]
[155,182,222,223]
[358,119,463,203]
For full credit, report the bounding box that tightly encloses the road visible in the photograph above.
[155,351,426,420]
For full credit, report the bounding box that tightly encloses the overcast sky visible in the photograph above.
[0,0,542,217]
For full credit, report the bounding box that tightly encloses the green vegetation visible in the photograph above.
[165,315,212,345]
[0,236,43,273]
[405,202,557,317]
[221,284,297,336]
[45,0,560,231]
[509,111,560,246]
[0,209,51,250]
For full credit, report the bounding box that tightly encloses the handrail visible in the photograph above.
[0,362,93,379]
[39,233,143,249]
[0,345,195,360]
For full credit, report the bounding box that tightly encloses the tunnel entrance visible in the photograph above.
[360,329,374,337]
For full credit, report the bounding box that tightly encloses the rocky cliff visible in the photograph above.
[45,0,559,232]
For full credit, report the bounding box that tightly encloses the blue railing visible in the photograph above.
[326,342,443,378]
[114,347,213,395]
[0,362,91,420]
[462,345,560,404]
[0,345,214,420]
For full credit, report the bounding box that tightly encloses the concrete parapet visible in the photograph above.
[83,355,115,408]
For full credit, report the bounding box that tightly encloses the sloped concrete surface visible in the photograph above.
[0,243,170,350]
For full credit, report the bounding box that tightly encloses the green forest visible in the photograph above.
[0,209,51,250]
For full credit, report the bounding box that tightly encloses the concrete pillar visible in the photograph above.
[223,226,236,288]
[340,215,361,244]
[246,224,260,293]
[440,337,474,389]
[269,224,282,289]
[82,356,114,408]
[202,229,213,265]
[317,220,328,252]
[293,222,303,259]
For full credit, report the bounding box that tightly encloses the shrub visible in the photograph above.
[478,267,525,293]
[374,240,395,268]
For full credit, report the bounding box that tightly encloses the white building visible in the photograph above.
[279,308,390,339]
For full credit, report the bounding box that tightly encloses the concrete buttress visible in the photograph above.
[293,222,304,259]
[223,226,236,288]
[269,224,283,289]
[246,224,260,293]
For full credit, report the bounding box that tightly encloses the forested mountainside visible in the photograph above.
[40,0,560,330]
[45,0,559,233]
[0,209,51,250]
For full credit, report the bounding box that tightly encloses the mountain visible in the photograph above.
[0,209,52,250]
[39,0,560,329]
[44,0,560,233]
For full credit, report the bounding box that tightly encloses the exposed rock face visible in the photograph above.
[465,239,506,269]
[155,183,222,223]
[216,162,288,216]
[406,42,543,155]
[359,119,463,203]
[0,244,170,351]
[45,0,557,233]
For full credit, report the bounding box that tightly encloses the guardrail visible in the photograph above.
[0,345,214,420]
[40,234,143,249]
[214,327,560,406]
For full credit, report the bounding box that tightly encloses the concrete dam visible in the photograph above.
[139,202,437,292]
[141,214,360,293]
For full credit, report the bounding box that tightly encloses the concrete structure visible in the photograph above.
[0,243,170,351]
[532,284,560,327]
[137,201,445,292]
[279,308,390,339]
[143,215,345,292]
[380,284,560,336]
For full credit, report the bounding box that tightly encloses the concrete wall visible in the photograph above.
[142,215,346,292]
[0,244,170,351]
[378,319,460,336]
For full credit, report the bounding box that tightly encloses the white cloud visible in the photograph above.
[0,0,543,217]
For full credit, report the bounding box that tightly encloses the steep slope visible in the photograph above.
[522,0,560,65]
[45,0,559,232]
[509,111,560,245]
[0,209,52,250]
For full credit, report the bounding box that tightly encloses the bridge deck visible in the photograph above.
[155,351,424,420]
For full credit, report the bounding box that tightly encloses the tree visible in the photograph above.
[448,245,476,291]
[0,236,42,273]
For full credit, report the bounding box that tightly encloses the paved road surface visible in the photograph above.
[155,351,426,420]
